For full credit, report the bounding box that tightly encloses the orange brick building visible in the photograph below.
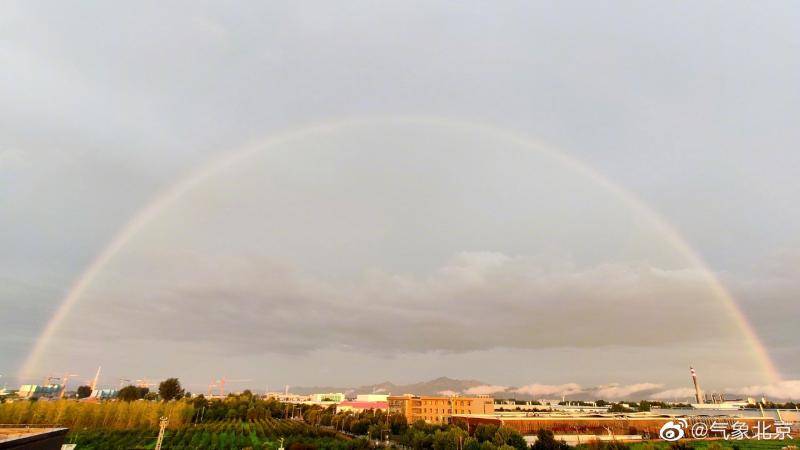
[388,394,494,424]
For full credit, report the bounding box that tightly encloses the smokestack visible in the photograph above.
[690,366,703,404]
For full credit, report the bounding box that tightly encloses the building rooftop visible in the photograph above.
[451,411,776,421]
[0,426,69,449]
[339,401,388,409]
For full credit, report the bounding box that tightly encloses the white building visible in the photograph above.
[356,393,389,402]
[310,392,345,403]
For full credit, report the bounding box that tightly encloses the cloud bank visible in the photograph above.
[446,380,800,401]
[65,251,738,358]
[727,380,800,400]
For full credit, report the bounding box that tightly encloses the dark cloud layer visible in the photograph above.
[60,252,737,356]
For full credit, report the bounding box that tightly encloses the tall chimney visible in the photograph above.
[690,366,703,404]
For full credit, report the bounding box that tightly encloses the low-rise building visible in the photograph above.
[388,394,494,424]
[264,392,310,403]
[356,393,389,402]
[310,392,346,403]
[495,400,610,413]
[89,388,117,400]
[17,384,63,399]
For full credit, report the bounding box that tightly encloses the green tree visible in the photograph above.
[117,385,142,402]
[432,427,468,450]
[389,413,409,434]
[480,442,498,450]
[505,431,527,450]
[158,377,184,401]
[76,385,92,398]
[492,427,514,447]
[464,438,482,450]
[474,424,499,443]
[608,403,633,413]
[531,429,569,450]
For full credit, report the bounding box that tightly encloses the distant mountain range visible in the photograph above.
[291,376,487,396]
[287,377,729,402]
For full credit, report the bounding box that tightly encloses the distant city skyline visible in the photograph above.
[1,1,799,398]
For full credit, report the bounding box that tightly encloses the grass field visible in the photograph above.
[625,438,800,450]
[62,418,363,450]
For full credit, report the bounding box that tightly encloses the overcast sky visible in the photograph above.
[2,1,799,398]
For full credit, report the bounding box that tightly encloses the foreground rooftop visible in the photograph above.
[0,426,69,449]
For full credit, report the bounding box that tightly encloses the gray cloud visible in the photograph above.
[445,382,665,401]
[446,380,800,401]
[512,383,583,398]
[55,252,741,357]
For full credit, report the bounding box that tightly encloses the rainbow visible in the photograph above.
[18,116,782,383]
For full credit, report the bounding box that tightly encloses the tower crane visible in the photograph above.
[90,366,102,393]
[212,377,252,397]
[60,373,79,399]
[135,378,156,389]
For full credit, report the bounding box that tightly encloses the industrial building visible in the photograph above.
[16,384,63,400]
[494,400,610,413]
[89,388,117,400]
[388,394,494,424]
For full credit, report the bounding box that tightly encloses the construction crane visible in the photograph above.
[118,378,132,389]
[60,373,80,399]
[135,378,157,389]
[89,366,102,393]
[211,377,252,397]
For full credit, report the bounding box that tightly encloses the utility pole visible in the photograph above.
[154,416,169,450]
